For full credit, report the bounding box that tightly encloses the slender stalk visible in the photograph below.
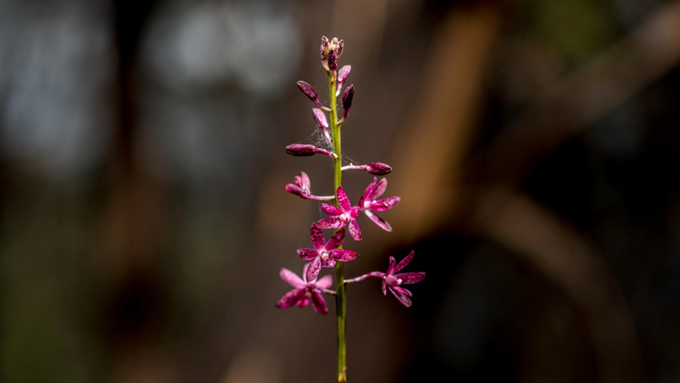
[329,70,347,383]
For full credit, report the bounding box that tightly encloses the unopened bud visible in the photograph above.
[337,39,344,57]
[312,108,332,143]
[328,50,337,72]
[286,144,338,160]
[367,162,392,175]
[297,81,326,109]
[338,65,351,85]
[320,36,330,69]
[342,84,354,118]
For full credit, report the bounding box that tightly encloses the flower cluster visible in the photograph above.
[275,35,425,381]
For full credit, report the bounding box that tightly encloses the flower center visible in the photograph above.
[320,250,330,260]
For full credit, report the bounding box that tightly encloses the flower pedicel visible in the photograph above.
[276,36,425,383]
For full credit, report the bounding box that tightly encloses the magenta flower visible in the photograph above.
[317,186,362,241]
[285,172,334,201]
[360,178,400,232]
[378,251,425,307]
[298,224,358,281]
[276,266,334,314]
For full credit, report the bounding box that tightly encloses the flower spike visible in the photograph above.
[286,144,338,160]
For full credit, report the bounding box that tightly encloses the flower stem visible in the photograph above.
[329,70,347,383]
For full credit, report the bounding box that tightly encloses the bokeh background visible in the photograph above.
[2,0,680,382]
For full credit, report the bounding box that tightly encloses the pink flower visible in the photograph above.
[276,266,334,314]
[285,172,334,201]
[360,178,400,232]
[298,224,358,281]
[378,251,425,307]
[316,186,362,241]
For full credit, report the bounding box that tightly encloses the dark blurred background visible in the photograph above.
[2,0,680,382]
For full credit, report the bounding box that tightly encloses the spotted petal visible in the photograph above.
[331,249,358,262]
[316,216,345,230]
[389,286,413,307]
[316,274,333,289]
[336,186,351,211]
[297,248,319,261]
[367,178,387,201]
[280,268,305,288]
[394,271,426,284]
[306,258,323,282]
[310,224,326,249]
[326,228,345,250]
[370,196,400,212]
[365,210,392,232]
[310,290,328,314]
[276,288,306,309]
[321,203,343,216]
[348,220,362,241]
[362,178,378,201]
[393,250,415,273]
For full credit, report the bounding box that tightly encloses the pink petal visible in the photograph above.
[362,178,378,201]
[316,274,333,289]
[297,248,319,261]
[316,216,345,230]
[310,290,328,314]
[386,256,396,275]
[312,108,328,128]
[310,224,326,249]
[326,228,345,250]
[382,278,387,295]
[296,297,310,308]
[392,285,413,297]
[320,258,337,268]
[367,178,387,201]
[336,186,351,211]
[348,220,362,241]
[285,184,303,197]
[389,286,413,307]
[370,196,400,212]
[280,268,305,288]
[321,203,343,216]
[276,288,306,309]
[364,210,392,232]
[331,249,358,262]
[294,175,303,187]
[393,250,415,273]
[350,205,360,219]
[394,272,426,284]
[306,258,322,282]
[300,171,311,189]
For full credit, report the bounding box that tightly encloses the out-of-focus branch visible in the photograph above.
[470,188,644,383]
[475,0,680,186]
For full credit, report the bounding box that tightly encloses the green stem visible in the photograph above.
[329,70,347,383]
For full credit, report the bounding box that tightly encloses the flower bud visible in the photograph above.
[367,162,392,175]
[286,144,338,159]
[328,50,337,72]
[297,81,326,109]
[337,39,344,58]
[342,84,354,118]
[312,108,332,143]
[338,65,351,85]
[320,36,330,69]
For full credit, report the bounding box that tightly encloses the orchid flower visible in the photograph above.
[316,186,362,241]
[298,224,358,281]
[276,265,334,314]
[360,178,400,232]
[378,251,425,307]
[285,172,334,201]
